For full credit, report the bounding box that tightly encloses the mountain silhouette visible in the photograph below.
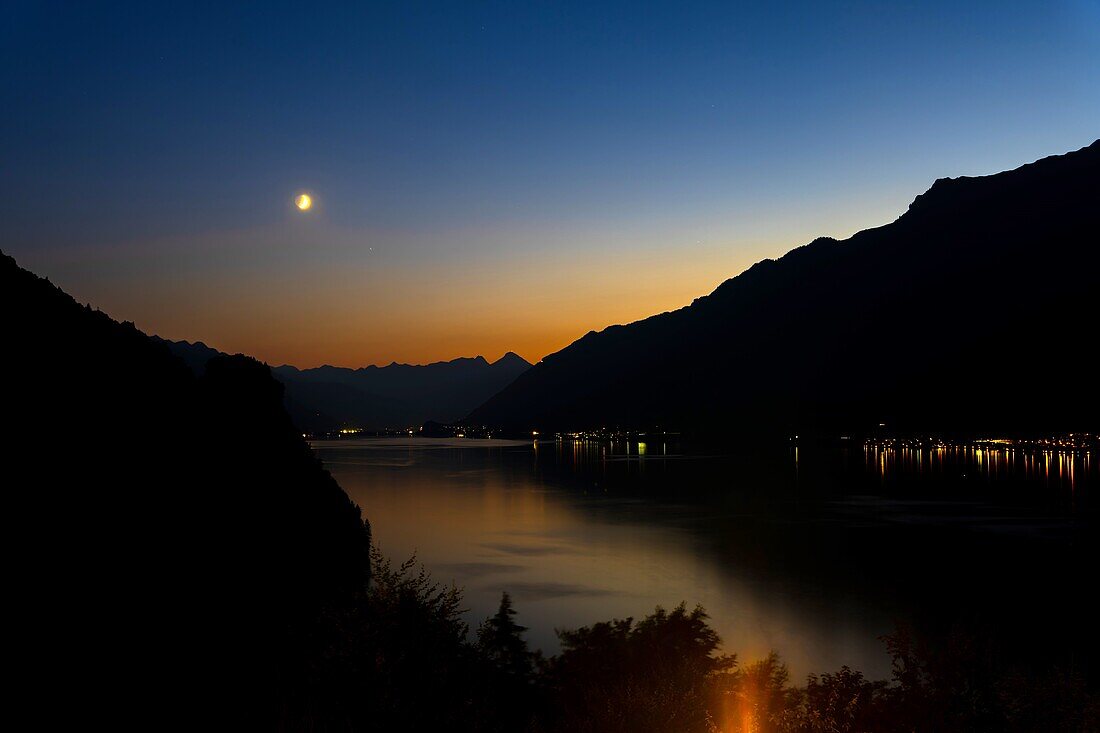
[162,338,531,431]
[466,140,1099,437]
[2,252,372,725]
[274,352,531,430]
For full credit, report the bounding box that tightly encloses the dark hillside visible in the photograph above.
[1,252,371,727]
[468,141,1100,437]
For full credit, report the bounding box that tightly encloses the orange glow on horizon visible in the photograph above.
[45,239,766,368]
[17,198,899,369]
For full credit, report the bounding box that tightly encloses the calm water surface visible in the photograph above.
[314,437,1096,679]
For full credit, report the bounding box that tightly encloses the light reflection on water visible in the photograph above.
[313,437,1096,680]
[863,443,1090,499]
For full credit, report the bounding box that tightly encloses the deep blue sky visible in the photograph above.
[3,1,1098,365]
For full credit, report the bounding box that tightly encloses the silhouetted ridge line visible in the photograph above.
[2,251,372,726]
[466,140,1099,437]
[163,338,532,431]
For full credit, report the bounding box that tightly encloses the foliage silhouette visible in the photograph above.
[477,593,540,730]
[541,603,736,733]
[478,592,536,678]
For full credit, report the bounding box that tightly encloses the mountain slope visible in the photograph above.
[467,141,1100,436]
[156,337,410,430]
[163,340,531,431]
[2,252,372,725]
[274,352,531,428]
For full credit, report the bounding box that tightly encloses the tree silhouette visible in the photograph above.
[478,592,535,679]
[718,652,794,733]
[544,603,736,733]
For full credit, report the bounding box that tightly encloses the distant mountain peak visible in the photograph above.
[258,347,534,429]
[493,351,530,367]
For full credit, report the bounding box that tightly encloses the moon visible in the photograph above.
[295,193,313,211]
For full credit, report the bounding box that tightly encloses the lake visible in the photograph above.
[314,436,1096,680]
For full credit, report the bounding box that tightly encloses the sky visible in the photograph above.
[2,1,1098,368]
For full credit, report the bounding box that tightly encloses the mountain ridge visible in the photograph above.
[160,338,532,431]
[2,250,372,725]
[467,140,1099,436]
[274,350,527,373]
